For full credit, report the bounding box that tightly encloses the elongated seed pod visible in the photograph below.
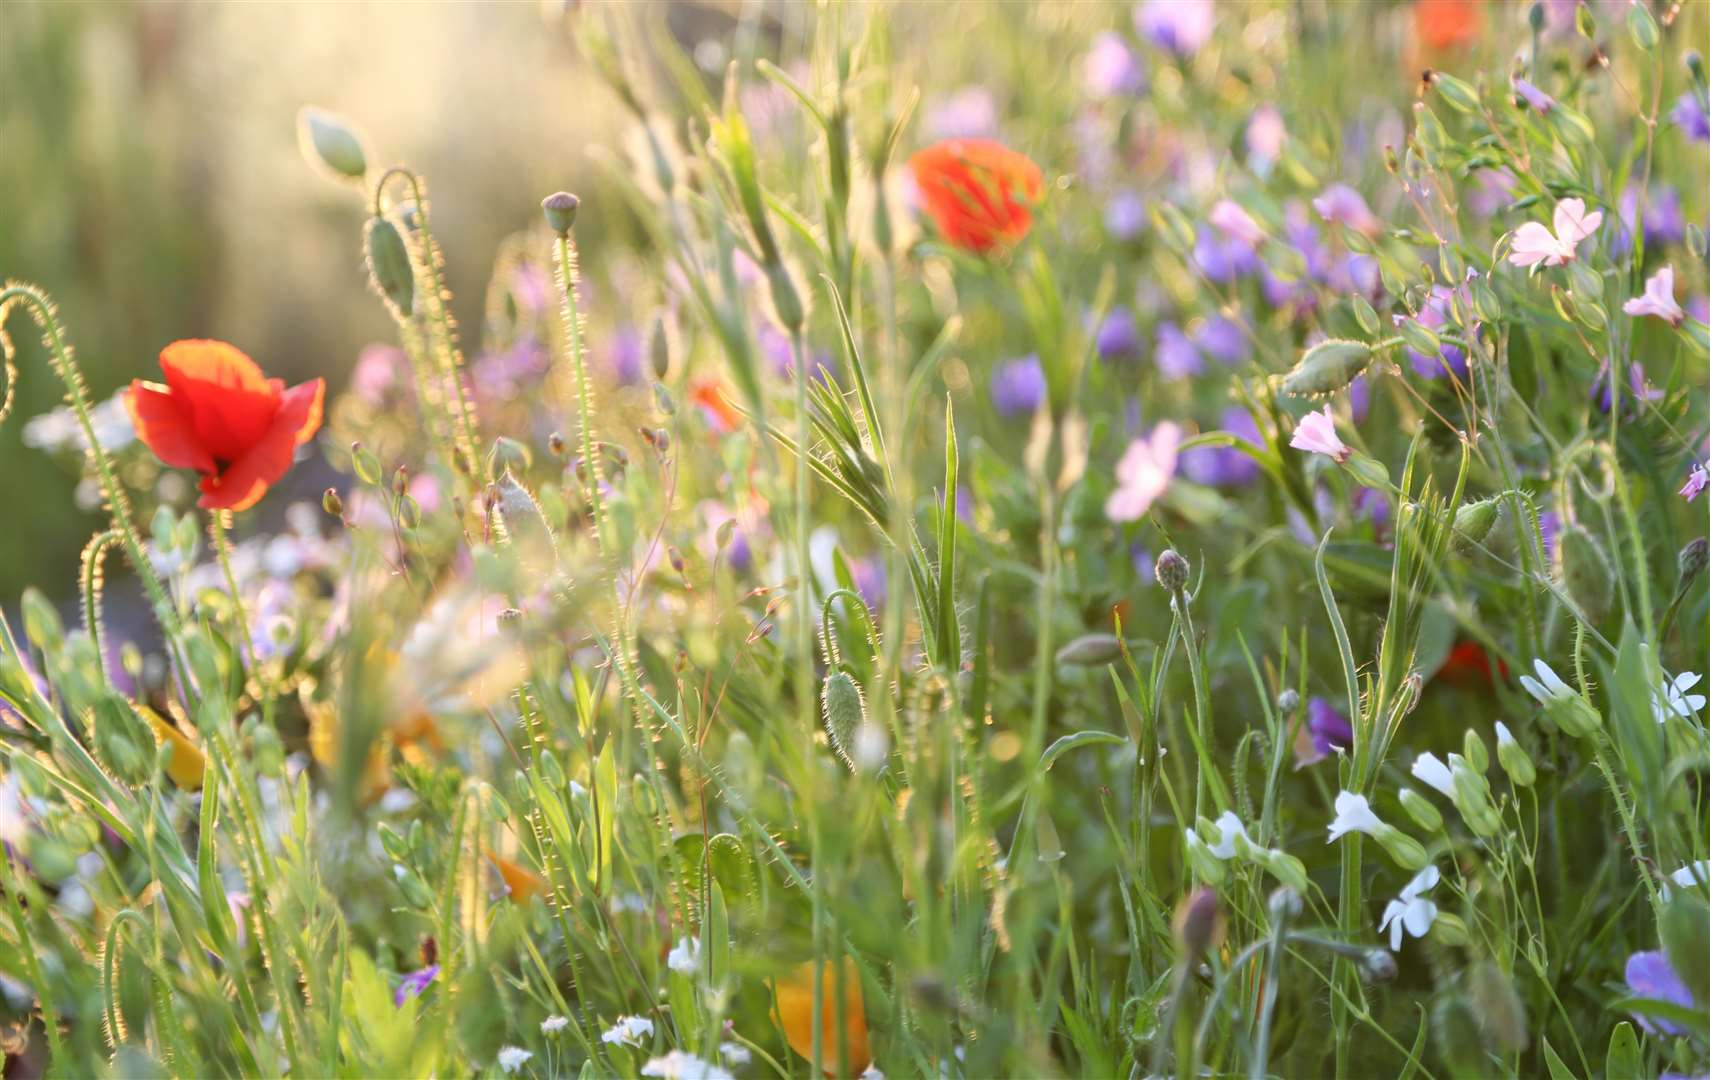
[1280,339,1373,397]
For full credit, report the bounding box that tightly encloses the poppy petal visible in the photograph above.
[160,340,282,463]
[125,380,215,473]
[195,379,322,512]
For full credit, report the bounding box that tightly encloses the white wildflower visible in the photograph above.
[1409,752,1455,797]
[601,1015,655,1047]
[718,1041,752,1066]
[641,1050,734,1080]
[1377,865,1441,950]
[1207,811,1252,860]
[1662,860,1710,900]
[1653,671,1706,723]
[1518,659,1573,704]
[497,1046,533,1074]
[667,936,702,976]
[1326,791,1384,842]
[540,1015,569,1036]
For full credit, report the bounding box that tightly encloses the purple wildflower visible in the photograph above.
[1312,184,1381,237]
[1682,464,1709,503]
[991,355,1046,417]
[1180,407,1261,488]
[1671,92,1710,144]
[1135,0,1215,57]
[1623,951,1694,1036]
[924,86,999,141]
[1096,306,1141,360]
[1295,696,1353,767]
[1591,360,1663,414]
[1130,543,1156,584]
[1402,286,1469,381]
[1510,76,1555,114]
[852,557,887,611]
[1191,316,1246,364]
[1153,322,1203,380]
[1538,510,1561,560]
[1083,32,1145,97]
[1105,189,1148,241]
[1615,185,1686,255]
[605,327,645,386]
[1194,230,1260,283]
[1352,486,1391,530]
[395,965,440,1007]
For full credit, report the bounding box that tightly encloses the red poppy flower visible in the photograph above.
[910,139,1044,254]
[1414,0,1483,51]
[690,378,743,435]
[126,340,325,512]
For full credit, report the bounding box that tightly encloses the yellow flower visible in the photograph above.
[137,703,205,790]
[773,956,870,1076]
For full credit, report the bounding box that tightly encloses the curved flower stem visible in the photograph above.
[372,167,482,479]
[80,529,123,692]
[0,283,185,649]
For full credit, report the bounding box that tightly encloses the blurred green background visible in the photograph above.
[0,0,638,600]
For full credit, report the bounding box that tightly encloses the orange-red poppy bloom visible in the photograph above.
[774,956,871,1076]
[690,378,744,435]
[126,340,325,512]
[1414,0,1482,51]
[910,139,1044,255]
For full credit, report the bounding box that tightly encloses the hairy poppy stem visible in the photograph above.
[0,283,184,647]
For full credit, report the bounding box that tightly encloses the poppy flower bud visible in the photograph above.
[1679,537,1707,586]
[1280,339,1373,397]
[1528,2,1545,32]
[541,191,580,236]
[365,217,414,317]
[822,669,866,770]
[1398,787,1444,832]
[298,106,368,180]
[1155,549,1190,593]
[1172,887,1223,960]
[488,437,534,480]
[322,488,344,517]
[649,314,671,379]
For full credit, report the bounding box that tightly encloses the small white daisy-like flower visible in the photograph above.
[718,1041,752,1066]
[1326,790,1384,842]
[640,1050,734,1080]
[1377,865,1441,950]
[667,936,701,976]
[601,1015,655,1047]
[1653,671,1706,723]
[540,1015,569,1036]
[1206,811,1251,860]
[1518,659,1573,704]
[497,1046,534,1074]
[1409,752,1455,797]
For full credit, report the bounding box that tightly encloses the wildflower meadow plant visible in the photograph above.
[3,1,1710,1077]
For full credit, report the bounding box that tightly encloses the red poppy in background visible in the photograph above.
[1414,0,1483,50]
[126,339,325,512]
[690,378,743,435]
[910,138,1044,254]
[1435,640,1509,685]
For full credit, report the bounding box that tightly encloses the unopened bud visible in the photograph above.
[1372,823,1430,871]
[541,191,580,235]
[548,432,567,457]
[1494,722,1535,787]
[1155,549,1190,593]
[1398,787,1444,832]
[649,314,671,379]
[1173,887,1223,959]
[1449,754,1502,837]
[1461,728,1488,774]
[322,488,344,517]
[1055,633,1123,667]
[1679,537,1707,586]
[1275,688,1301,715]
[392,464,409,497]
[364,216,414,317]
[298,106,368,180]
[1362,948,1398,982]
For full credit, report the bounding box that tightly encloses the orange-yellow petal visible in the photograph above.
[137,703,206,790]
[774,957,870,1076]
[492,853,548,905]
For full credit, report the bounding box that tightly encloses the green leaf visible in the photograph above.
[1540,1037,1579,1080]
[1039,731,1128,775]
[1605,1020,1639,1079]
[935,395,960,670]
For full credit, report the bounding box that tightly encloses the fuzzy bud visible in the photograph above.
[1055,633,1124,667]
[541,191,580,236]
[298,107,368,180]
[1452,496,1502,554]
[364,216,414,318]
[1275,688,1301,715]
[822,670,866,769]
[1155,549,1190,593]
[1679,537,1707,587]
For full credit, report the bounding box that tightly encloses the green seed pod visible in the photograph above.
[364,216,415,317]
[1055,633,1123,667]
[396,865,435,908]
[1398,787,1444,833]
[1449,756,1502,837]
[1373,823,1429,871]
[1341,452,1391,491]
[1555,522,1613,624]
[1399,318,1443,359]
[1660,895,1710,1004]
[297,106,368,180]
[487,436,534,481]
[1432,71,1482,113]
[1627,1,1660,50]
[1461,728,1489,773]
[1280,339,1373,397]
[1351,296,1381,337]
[1680,538,1708,587]
[649,313,671,379]
[766,262,805,335]
[351,441,382,486]
[1452,496,1502,554]
[541,191,579,236]
[378,823,410,862]
[1494,723,1535,787]
[1470,277,1503,322]
[1430,911,1470,947]
[1412,102,1449,158]
[821,669,866,769]
[322,487,344,517]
